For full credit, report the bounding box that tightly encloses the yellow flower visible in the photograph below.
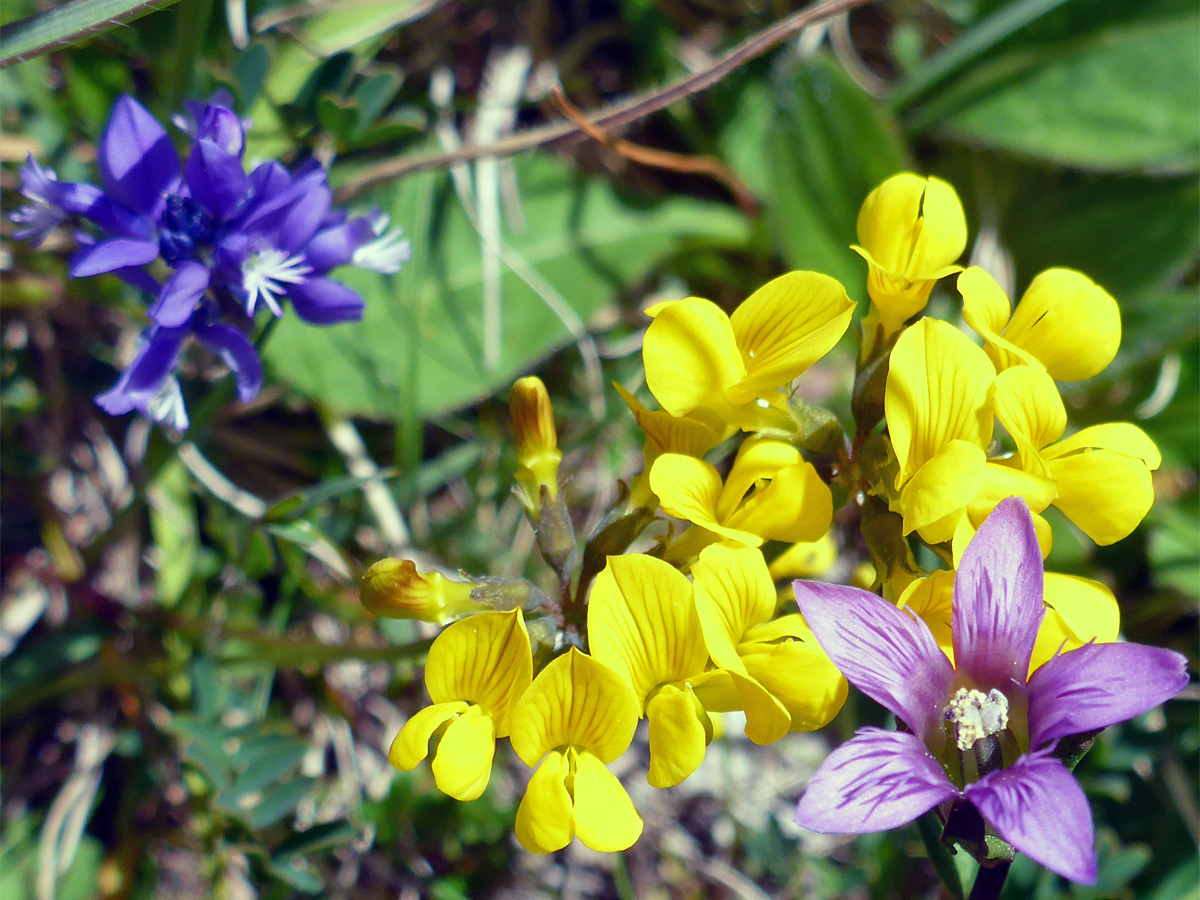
[959,266,1121,381]
[853,173,967,345]
[510,376,563,514]
[388,609,532,800]
[992,365,1161,545]
[360,558,480,623]
[897,566,1120,676]
[884,318,995,543]
[509,648,642,854]
[767,534,838,581]
[692,545,846,742]
[587,554,728,787]
[641,271,854,432]
[614,383,728,508]
[650,437,833,550]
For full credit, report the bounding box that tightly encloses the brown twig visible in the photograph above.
[549,88,761,216]
[335,0,873,200]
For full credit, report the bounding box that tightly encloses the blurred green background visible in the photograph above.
[1,0,1196,897]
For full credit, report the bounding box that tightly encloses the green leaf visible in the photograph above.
[264,153,749,419]
[720,53,908,298]
[247,776,317,829]
[273,820,361,862]
[921,17,1200,172]
[291,0,437,56]
[0,0,183,66]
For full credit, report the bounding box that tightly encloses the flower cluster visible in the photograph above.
[361,172,1186,880]
[10,93,409,429]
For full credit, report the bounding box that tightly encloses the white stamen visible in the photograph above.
[945,687,1009,751]
[147,377,189,431]
[351,212,412,274]
[241,248,311,317]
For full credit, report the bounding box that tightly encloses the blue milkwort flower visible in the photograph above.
[9,93,410,428]
[791,497,1188,884]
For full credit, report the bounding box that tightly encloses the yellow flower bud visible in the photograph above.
[509,376,563,514]
[359,558,475,623]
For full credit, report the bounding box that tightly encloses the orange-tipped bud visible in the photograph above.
[509,377,562,514]
[360,559,476,623]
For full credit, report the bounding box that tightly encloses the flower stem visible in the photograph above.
[967,859,1011,900]
[917,811,964,900]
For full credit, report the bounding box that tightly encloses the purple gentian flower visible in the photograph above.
[792,497,1188,884]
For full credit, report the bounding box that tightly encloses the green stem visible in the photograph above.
[917,811,965,900]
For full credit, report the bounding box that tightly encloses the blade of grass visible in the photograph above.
[0,0,184,67]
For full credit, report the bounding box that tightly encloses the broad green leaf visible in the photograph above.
[923,17,1200,172]
[720,54,908,297]
[273,820,361,862]
[264,153,749,418]
[0,0,182,67]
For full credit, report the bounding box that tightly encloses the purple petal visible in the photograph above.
[194,104,245,157]
[111,266,160,296]
[275,184,332,254]
[287,277,365,324]
[794,728,958,834]
[60,188,153,240]
[185,140,250,219]
[953,497,1044,692]
[1028,642,1189,748]
[97,95,179,218]
[69,238,160,277]
[196,323,262,401]
[793,581,954,740]
[96,326,188,414]
[965,750,1096,884]
[303,217,375,274]
[150,261,210,326]
[237,166,327,235]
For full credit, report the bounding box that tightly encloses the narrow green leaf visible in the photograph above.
[0,0,183,67]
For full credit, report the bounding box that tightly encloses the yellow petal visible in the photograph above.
[1042,423,1161,469]
[692,544,777,661]
[643,297,743,418]
[587,554,708,702]
[854,174,967,331]
[886,318,995,486]
[509,648,640,765]
[856,174,966,279]
[1006,269,1121,381]
[1029,576,1118,674]
[897,440,987,542]
[514,749,574,854]
[740,637,848,732]
[992,365,1067,463]
[959,266,1011,347]
[726,271,855,401]
[717,439,803,521]
[767,534,837,580]
[725,460,833,544]
[646,685,711,787]
[388,702,467,771]
[571,749,643,852]
[896,570,956,664]
[724,669,791,745]
[1046,449,1156,545]
[424,609,532,734]
[614,383,726,463]
[431,704,496,801]
[1046,572,1121,643]
[651,452,723,527]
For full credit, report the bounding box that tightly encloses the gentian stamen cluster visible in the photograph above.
[10,92,410,429]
